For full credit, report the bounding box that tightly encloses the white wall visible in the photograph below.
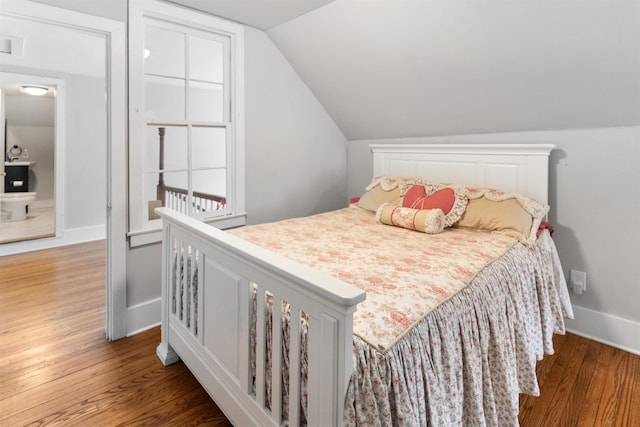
[125,25,348,333]
[348,127,640,354]
[26,0,127,22]
[244,26,347,225]
[63,75,107,230]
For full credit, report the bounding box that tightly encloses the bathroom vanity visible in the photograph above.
[4,161,35,192]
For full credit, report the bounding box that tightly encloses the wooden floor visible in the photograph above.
[519,332,640,427]
[0,240,231,427]
[0,207,55,244]
[1,241,638,426]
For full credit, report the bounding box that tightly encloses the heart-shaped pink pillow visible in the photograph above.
[403,185,456,214]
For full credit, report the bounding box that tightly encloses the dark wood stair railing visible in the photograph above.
[156,127,226,214]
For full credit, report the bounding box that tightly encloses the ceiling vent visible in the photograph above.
[0,35,25,57]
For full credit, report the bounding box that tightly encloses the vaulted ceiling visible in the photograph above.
[166,0,335,30]
[176,0,640,141]
[266,1,640,140]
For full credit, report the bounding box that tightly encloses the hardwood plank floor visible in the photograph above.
[519,333,640,427]
[0,207,55,244]
[1,241,638,426]
[0,241,231,427]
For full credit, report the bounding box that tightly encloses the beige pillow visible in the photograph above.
[357,186,401,212]
[456,197,534,242]
[377,203,445,234]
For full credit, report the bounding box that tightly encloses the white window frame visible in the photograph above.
[128,0,245,247]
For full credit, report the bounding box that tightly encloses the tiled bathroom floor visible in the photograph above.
[0,207,55,244]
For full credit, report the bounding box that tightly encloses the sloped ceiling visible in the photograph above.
[268,1,640,140]
[166,0,335,30]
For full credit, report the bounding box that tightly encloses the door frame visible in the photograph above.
[0,1,128,340]
[0,72,66,240]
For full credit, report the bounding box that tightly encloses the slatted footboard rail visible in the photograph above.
[155,208,366,427]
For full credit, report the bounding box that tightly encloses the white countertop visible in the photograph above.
[4,161,36,168]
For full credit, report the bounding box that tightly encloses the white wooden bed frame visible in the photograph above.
[156,143,555,426]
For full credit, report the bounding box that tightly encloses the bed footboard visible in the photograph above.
[155,208,365,426]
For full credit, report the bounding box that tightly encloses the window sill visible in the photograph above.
[128,212,247,248]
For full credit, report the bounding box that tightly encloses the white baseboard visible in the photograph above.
[565,305,640,356]
[0,224,105,256]
[126,297,161,336]
[63,224,106,242]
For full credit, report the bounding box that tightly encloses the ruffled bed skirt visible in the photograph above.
[344,231,573,426]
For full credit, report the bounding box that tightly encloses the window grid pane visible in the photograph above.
[145,171,189,219]
[188,81,224,122]
[145,125,188,172]
[191,127,226,169]
[143,19,232,221]
[189,35,223,83]
[144,75,185,122]
[192,169,227,215]
[144,25,185,78]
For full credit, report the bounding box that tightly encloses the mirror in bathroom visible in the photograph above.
[0,12,107,246]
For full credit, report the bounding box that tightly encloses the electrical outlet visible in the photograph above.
[570,269,587,295]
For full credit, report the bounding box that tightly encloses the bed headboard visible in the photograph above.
[371,144,555,204]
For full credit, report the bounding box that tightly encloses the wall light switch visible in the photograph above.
[570,269,587,295]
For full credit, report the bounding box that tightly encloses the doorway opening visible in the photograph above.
[0,1,127,340]
[0,75,65,244]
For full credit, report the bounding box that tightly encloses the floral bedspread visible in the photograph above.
[230,206,516,351]
[228,206,573,426]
